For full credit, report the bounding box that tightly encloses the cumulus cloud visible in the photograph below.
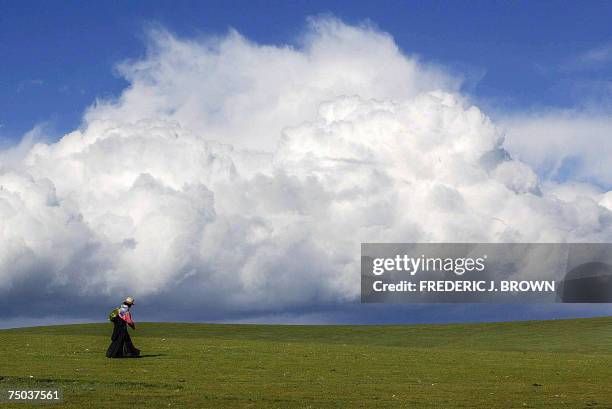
[500,112,612,189]
[86,18,457,152]
[0,18,610,322]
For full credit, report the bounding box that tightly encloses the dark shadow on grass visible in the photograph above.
[136,354,165,358]
[107,353,165,359]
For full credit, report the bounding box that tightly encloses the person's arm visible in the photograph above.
[123,311,135,329]
[119,306,136,329]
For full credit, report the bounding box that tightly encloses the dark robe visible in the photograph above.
[106,316,140,358]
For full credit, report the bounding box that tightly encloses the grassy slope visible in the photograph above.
[1,317,612,408]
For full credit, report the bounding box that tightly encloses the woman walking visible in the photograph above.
[106,297,141,358]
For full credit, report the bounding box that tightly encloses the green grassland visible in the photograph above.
[1,317,612,408]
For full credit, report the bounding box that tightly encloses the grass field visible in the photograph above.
[1,317,612,408]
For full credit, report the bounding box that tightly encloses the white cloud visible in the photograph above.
[86,18,457,152]
[500,112,612,188]
[0,18,610,320]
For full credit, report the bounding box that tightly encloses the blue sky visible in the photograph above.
[2,0,612,144]
[0,1,611,326]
